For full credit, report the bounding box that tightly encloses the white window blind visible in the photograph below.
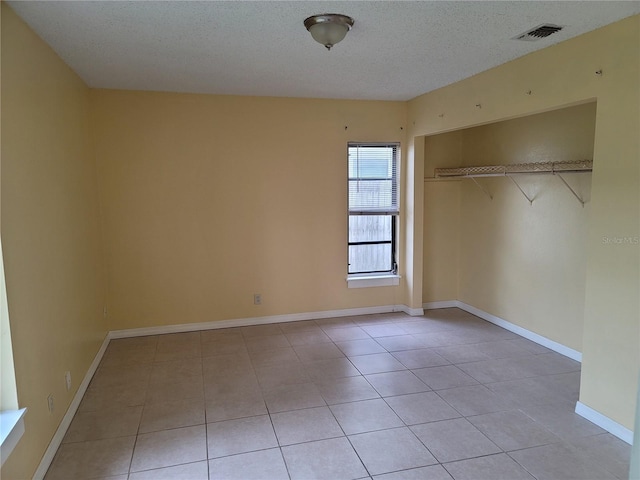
[348,144,399,215]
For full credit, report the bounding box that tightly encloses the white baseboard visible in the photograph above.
[575,401,634,445]
[456,301,582,362]
[32,334,111,480]
[424,300,582,362]
[422,300,458,310]
[109,304,418,339]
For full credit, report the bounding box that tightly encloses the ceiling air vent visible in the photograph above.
[513,24,564,41]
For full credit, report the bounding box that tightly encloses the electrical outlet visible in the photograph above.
[103,306,107,318]
[65,371,72,391]
[47,394,54,413]
[253,294,262,305]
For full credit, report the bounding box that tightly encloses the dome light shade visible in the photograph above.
[304,14,354,50]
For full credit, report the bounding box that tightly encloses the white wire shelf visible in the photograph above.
[434,159,593,178]
[432,160,593,206]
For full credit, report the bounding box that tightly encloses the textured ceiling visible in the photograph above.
[8,1,640,101]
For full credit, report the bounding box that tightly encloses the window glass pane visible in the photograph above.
[349,215,391,243]
[348,145,398,213]
[349,244,392,273]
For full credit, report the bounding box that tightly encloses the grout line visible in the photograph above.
[127,421,141,476]
[503,450,541,480]
[325,401,373,478]
[204,422,211,478]
[279,445,294,480]
[263,402,294,480]
[201,339,211,480]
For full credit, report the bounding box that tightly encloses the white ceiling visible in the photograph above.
[8,1,640,101]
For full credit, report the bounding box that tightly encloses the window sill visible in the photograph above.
[347,274,401,289]
[1,408,27,466]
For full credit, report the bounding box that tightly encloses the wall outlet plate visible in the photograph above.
[65,371,72,391]
[253,294,262,305]
[47,394,54,413]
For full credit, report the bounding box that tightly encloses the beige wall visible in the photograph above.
[422,130,462,303]
[423,104,596,351]
[1,4,108,479]
[91,90,407,330]
[410,15,639,430]
[423,179,460,303]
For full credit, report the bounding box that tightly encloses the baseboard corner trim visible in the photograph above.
[455,301,582,363]
[399,305,425,316]
[575,401,634,445]
[32,333,111,480]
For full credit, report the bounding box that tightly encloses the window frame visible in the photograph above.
[346,142,400,280]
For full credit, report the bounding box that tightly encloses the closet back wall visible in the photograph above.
[424,102,596,352]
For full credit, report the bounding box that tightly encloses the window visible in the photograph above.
[0,239,26,466]
[347,143,399,279]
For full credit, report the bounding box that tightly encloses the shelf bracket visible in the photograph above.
[470,176,493,200]
[507,175,533,205]
[556,173,585,207]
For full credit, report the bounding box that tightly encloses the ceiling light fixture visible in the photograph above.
[304,13,354,50]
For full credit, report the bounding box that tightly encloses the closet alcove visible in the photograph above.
[423,102,596,353]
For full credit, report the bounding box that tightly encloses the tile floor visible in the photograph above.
[44,308,632,480]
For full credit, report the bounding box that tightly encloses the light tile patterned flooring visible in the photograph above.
[44,308,631,480]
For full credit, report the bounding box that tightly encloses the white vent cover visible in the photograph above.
[513,24,564,41]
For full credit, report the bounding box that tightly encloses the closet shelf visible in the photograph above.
[433,159,592,206]
[434,159,592,178]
